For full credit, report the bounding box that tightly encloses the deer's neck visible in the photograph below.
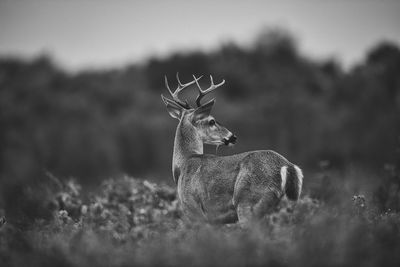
[172,119,203,183]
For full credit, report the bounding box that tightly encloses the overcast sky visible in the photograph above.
[0,0,399,71]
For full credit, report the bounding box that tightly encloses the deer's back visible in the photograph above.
[181,150,290,186]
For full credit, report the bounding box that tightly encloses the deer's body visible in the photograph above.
[172,112,302,223]
[162,74,303,224]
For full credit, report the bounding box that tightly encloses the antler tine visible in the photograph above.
[164,75,175,97]
[164,73,201,109]
[175,73,202,96]
[194,74,225,107]
[176,72,184,87]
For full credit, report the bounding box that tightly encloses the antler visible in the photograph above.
[193,75,225,107]
[164,73,202,109]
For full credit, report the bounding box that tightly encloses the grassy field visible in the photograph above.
[1,167,400,267]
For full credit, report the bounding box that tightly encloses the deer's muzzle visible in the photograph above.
[224,134,237,145]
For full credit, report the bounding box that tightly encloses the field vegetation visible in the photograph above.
[1,163,400,266]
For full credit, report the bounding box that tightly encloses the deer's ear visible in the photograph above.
[193,99,215,120]
[161,95,183,120]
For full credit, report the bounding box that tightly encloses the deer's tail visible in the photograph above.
[280,165,303,201]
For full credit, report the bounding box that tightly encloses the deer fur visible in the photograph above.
[162,74,303,224]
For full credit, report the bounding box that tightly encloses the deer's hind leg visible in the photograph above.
[236,190,280,225]
[236,201,256,225]
[233,172,264,225]
[252,190,281,218]
[233,168,281,225]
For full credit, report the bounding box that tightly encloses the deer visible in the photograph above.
[161,74,303,225]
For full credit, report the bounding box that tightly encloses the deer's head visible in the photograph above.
[161,74,236,146]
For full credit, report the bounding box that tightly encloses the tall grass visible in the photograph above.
[1,168,400,267]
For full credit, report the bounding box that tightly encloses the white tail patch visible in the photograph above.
[280,166,288,191]
[294,165,304,197]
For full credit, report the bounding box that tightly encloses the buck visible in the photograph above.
[161,74,303,224]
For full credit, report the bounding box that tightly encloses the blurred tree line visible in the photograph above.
[0,28,399,191]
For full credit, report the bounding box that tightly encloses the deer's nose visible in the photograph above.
[224,134,237,145]
[229,134,237,144]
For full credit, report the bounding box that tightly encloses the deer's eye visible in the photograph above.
[209,119,216,126]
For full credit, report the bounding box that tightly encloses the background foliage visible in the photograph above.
[1,29,399,185]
